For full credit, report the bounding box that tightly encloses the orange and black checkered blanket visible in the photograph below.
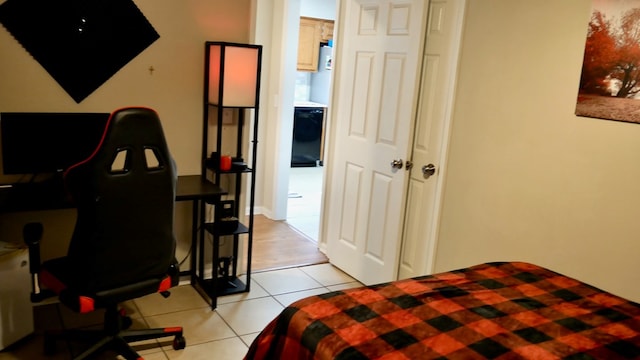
[245,262,640,359]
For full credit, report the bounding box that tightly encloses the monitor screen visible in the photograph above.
[1,112,110,175]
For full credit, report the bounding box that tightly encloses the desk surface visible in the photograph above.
[176,175,226,200]
[0,175,225,213]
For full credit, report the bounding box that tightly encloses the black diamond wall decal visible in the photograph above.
[0,0,159,103]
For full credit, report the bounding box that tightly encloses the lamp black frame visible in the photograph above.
[197,41,262,309]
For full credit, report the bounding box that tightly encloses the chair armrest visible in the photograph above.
[22,222,54,302]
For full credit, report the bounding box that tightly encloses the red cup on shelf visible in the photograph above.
[220,155,232,171]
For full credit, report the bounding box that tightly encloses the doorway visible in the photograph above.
[250,0,336,266]
[253,0,463,282]
[285,1,336,243]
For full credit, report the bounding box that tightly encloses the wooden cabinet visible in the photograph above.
[320,21,334,43]
[297,17,321,72]
[297,17,334,72]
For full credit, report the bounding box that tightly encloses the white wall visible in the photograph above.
[252,0,300,220]
[436,0,640,302]
[300,0,336,20]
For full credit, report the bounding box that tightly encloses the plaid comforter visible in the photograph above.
[245,262,640,359]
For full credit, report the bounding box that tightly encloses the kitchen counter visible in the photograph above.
[294,101,327,108]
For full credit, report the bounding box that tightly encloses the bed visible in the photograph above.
[245,261,640,359]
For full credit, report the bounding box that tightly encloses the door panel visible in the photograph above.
[349,53,373,137]
[399,0,466,279]
[339,163,363,247]
[326,0,428,285]
[378,54,406,144]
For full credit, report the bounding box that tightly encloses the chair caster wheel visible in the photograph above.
[122,316,133,329]
[118,308,133,329]
[173,335,186,350]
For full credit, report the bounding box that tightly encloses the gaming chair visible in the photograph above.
[23,107,186,359]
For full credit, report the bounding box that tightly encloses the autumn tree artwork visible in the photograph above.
[576,0,640,123]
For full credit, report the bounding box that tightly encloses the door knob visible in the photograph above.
[422,164,436,178]
[390,159,403,169]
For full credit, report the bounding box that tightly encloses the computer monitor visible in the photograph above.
[0,112,110,175]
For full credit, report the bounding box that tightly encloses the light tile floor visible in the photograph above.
[287,166,323,242]
[0,264,361,360]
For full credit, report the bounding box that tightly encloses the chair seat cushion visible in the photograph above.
[41,256,172,313]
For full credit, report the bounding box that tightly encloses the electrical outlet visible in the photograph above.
[222,108,234,124]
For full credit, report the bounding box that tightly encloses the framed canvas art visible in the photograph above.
[576,0,640,123]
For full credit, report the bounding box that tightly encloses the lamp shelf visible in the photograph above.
[203,222,249,237]
[194,277,248,299]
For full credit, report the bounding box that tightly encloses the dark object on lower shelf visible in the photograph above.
[217,200,238,232]
[219,217,239,232]
[218,256,236,289]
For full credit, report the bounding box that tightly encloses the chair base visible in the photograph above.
[44,305,185,360]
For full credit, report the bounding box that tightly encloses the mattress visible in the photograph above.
[245,261,640,359]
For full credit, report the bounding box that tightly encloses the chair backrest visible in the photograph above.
[63,107,177,293]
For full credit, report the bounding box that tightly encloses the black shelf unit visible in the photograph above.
[195,41,262,309]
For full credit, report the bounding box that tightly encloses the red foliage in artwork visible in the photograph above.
[580,8,640,98]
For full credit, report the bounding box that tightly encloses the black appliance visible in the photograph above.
[291,107,324,167]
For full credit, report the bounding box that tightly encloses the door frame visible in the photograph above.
[252,1,464,277]
[318,0,466,279]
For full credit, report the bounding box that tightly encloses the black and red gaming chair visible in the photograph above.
[23,107,185,359]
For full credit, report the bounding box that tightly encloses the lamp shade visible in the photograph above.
[207,42,261,107]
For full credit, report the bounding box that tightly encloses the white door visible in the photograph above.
[325,0,428,285]
[399,0,466,279]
